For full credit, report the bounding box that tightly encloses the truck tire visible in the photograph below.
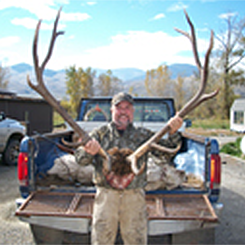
[3,139,20,166]
[30,224,63,244]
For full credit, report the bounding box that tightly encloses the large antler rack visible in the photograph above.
[27,8,110,171]
[127,10,219,175]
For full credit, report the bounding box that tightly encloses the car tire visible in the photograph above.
[3,139,20,166]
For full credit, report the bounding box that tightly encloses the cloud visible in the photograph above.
[0,0,61,20]
[0,36,22,65]
[0,36,20,47]
[11,16,67,30]
[54,30,208,71]
[87,2,97,6]
[0,0,91,23]
[151,13,165,21]
[60,12,91,22]
[219,12,238,20]
[167,2,188,12]
[1,30,210,71]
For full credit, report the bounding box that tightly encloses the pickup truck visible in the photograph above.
[15,97,222,244]
[0,111,26,165]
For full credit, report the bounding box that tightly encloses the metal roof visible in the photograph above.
[231,99,245,111]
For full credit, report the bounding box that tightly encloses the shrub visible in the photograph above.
[220,137,243,158]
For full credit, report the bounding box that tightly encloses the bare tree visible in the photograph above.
[0,65,9,89]
[215,12,245,118]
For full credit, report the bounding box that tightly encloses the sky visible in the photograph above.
[0,0,245,71]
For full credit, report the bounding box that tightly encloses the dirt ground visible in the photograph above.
[0,134,244,244]
[0,165,35,244]
[215,153,245,244]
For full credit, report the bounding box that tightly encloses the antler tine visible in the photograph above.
[175,10,202,72]
[183,9,202,71]
[32,20,42,83]
[182,89,219,117]
[41,7,64,72]
[178,27,216,118]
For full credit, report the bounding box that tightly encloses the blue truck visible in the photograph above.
[15,97,222,244]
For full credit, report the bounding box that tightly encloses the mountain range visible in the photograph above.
[7,63,198,98]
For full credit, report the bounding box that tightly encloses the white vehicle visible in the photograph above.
[0,112,26,165]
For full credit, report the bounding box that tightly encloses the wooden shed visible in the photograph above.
[230,98,245,133]
[0,91,53,135]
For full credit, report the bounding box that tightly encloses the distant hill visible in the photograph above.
[11,63,32,73]
[169,64,198,78]
[6,62,199,98]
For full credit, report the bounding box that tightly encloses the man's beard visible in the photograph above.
[116,115,130,129]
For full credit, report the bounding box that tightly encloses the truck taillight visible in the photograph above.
[18,152,29,186]
[210,154,221,189]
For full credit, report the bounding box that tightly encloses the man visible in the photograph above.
[75,92,183,245]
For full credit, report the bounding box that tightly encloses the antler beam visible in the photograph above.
[127,10,219,175]
[27,8,110,171]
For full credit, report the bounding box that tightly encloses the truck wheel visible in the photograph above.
[3,139,20,166]
[30,224,63,244]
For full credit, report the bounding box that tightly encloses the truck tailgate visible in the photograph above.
[16,191,217,222]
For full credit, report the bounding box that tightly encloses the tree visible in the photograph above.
[0,65,9,89]
[145,65,173,96]
[174,75,186,111]
[65,66,95,113]
[215,13,245,119]
[97,70,122,96]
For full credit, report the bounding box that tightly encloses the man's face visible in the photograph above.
[111,101,134,130]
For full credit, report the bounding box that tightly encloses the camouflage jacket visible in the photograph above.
[75,121,182,189]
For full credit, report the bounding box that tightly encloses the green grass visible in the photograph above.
[53,112,65,127]
[191,118,229,129]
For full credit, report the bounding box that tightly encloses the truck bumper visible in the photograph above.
[18,215,219,235]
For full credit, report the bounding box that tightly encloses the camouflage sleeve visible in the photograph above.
[74,128,103,166]
[75,146,94,166]
[160,131,182,148]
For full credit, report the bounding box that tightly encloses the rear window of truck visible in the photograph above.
[80,100,171,122]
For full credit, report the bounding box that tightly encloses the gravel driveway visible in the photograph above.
[0,152,245,244]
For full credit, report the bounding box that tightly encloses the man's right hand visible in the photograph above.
[84,138,101,155]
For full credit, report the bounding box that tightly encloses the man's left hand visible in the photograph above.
[168,114,183,135]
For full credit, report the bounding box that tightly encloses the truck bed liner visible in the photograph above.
[16,191,217,222]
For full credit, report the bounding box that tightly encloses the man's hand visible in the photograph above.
[84,138,101,155]
[168,114,183,135]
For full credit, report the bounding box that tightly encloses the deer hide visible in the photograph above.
[107,147,133,176]
[48,154,94,184]
[145,156,186,191]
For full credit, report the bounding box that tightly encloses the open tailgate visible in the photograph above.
[16,191,217,222]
